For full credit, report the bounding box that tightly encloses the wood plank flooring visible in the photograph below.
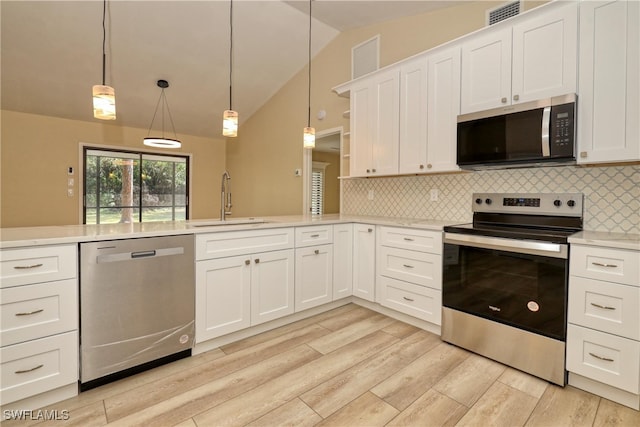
[5,304,640,427]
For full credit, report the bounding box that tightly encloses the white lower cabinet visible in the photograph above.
[352,224,376,302]
[332,224,353,300]
[376,226,443,325]
[251,250,295,325]
[295,244,333,312]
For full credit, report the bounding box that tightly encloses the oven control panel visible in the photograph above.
[473,193,583,217]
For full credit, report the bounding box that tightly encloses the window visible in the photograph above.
[311,161,329,215]
[84,148,189,224]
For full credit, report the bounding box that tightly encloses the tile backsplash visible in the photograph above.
[343,165,639,234]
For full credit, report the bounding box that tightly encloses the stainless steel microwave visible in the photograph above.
[456,94,576,169]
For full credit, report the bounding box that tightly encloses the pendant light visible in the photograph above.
[93,0,116,120]
[303,0,315,149]
[222,0,238,137]
[143,80,182,149]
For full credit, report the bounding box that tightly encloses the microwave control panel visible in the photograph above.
[549,103,575,157]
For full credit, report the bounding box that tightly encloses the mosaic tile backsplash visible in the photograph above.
[343,165,639,234]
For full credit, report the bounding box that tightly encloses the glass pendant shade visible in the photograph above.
[143,137,181,149]
[223,110,238,137]
[303,126,315,149]
[93,84,116,120]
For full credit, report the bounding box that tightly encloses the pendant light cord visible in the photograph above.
[307,0,312,127]
[101,0,106,85]
[229,0,233,111]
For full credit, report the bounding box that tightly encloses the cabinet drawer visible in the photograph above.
[567,324,639,394]
[379,276,441,325]
[0,331,78,405]
[196,228,294,260]
[378,226,442,254]
[1,279,78,347]
[1,245,77,288]
[377,246,442,289]
[569,276,640,340]
[570,245,639,286]
[295,225,333,248]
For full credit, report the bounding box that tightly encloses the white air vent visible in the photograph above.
[352,35,379,79]
[487,1,522,26]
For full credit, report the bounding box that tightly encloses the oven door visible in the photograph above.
[443,233,569,341]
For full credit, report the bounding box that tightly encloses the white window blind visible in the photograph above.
[311,170,324,215]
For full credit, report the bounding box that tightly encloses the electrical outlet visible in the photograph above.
[67,188,74,197]
[367,190,375,200]
[68,178,74,186]
[430,189,439,201]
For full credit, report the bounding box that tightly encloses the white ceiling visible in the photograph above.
[1,1,462,139]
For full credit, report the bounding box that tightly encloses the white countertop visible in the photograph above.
[568,230,640,251]
[0,215,461,249]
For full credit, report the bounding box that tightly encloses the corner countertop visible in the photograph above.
[568,230,640,251]
[0,215,462,249]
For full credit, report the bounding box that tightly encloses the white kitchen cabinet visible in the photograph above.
[399,54,428,174]
[250,249,295,325]
[352,224,376,302]
[577,0,640,164]
[350,68,400,177]
[332,223,353,300]
[460,1,577,114]
[376,226,443,325]
[0,244,78,406]
[295,244,333,312]
[567,242,640,410]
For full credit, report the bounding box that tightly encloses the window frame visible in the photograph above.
[82,146,191,224]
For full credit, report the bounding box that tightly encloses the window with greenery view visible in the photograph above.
[84,148,189,224]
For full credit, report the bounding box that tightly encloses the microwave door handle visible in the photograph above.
[541,106,551,157]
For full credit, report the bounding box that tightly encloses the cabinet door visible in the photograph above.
[333,224,353,300]
[295,245,333,311]
[511,1,577,104]
[353,224,376,302]
[427,46,461,173]
[195,255,251,342]
[371,69,400,176]
[399,55,429,174]
[578,0,640,164]
[460,26,512,114]
[251,249,294,326]
[350,80,373,177]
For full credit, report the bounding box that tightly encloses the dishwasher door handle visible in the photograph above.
[96,247,185,263]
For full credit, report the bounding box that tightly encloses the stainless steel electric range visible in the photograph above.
[441,192,583,386]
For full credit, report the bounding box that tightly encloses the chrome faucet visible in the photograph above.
[220,171,232,221]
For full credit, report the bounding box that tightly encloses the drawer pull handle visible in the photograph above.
[403,297,415,302]
[589,352,614,362]
[314,249,320,255]
[13,263,44,270]
[15,364,44,374]
[403,264,414,269]
[592,262,618,268]
[590,302,615,310]
[403,238,414,242]
[15,309,44,316]
[310,234,320,238]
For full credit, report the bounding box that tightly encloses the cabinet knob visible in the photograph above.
[427,164,432,169]
[245,259,251,265]
[255,258,260,264]
[314,249,320,255]
[366,169,370,173]
[419,164,424,169]
[372,168,376,173]
[367,228,373,233]
[501,97,507,103]
[513,94,520,101]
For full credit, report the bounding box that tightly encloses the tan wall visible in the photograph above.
[0,110,225,227]
[228,1,547,217]
[312,150,340,214]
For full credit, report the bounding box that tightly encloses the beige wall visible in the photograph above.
[228,1,547,217]
[312,150,340,214]
[0,110,225,227]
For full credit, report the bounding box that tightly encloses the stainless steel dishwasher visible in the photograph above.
[79,234,194,390]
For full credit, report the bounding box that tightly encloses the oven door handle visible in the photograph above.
[444,233,568,259]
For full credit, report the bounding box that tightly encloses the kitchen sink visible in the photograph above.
[187,218,270,228]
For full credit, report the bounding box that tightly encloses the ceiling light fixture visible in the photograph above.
[222,0,238,137]
[303,0,315,149]
[93,0,116,120]
[143,80,181,149]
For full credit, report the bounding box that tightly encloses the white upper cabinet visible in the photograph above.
[461,1,578,114]
[577,0,640,164]
[399,55,429,174]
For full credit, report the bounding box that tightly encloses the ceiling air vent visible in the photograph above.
[487,1,522,26]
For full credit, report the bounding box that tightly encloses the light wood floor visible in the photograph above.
[7,304,640,427]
